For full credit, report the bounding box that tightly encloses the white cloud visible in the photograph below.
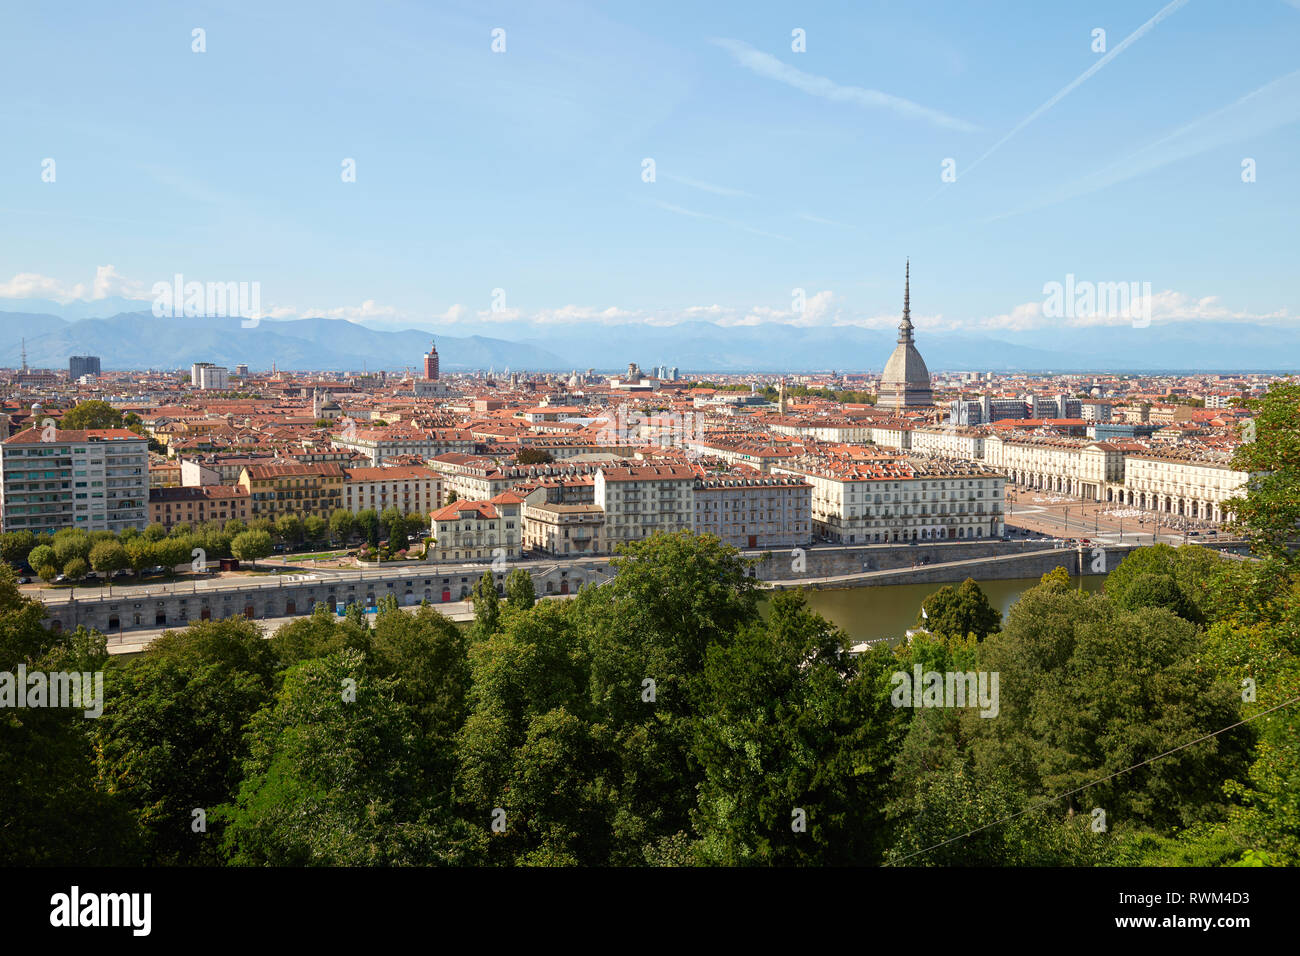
[713,38,978,133]
[91,264,147,299]
[0,272,86,301]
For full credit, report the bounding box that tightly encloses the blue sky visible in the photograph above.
[1,0,1298,343]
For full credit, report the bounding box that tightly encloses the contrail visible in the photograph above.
[954,0,1191,185]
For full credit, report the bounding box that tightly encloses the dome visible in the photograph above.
[881,342,931,388]
[877,260,934,410]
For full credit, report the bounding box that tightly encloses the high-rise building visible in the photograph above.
[191,362,230,390]
[876,260,935,411]
[0,428,149,534]
[423,339,440,380]
[68,355,101,379]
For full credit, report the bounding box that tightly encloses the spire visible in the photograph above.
[898,259,914,344]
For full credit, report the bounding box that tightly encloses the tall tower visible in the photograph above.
[423,339,439,381]
[876,259,934,411]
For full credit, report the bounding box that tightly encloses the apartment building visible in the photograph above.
[693,473,812,548]
[868,421,913,450]
[594,464,697,549]
[342,465,440,515]
[428,454,625,505]
[0,428,149,534]
[237,461,345,520]
[911,425,985,460]
[766,417,874,443]
[191,363,230,390]
[982,434,1125,501]
[149,485,251,530]
[428,491,523,563]
[521,500,606,555]
[770,455,1004,543]
[1118,451,1250,522]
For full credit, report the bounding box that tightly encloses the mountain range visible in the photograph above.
[0,302,1296,373]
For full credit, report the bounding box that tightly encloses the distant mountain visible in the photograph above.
[0,301,1296,373]
[0,312,565,372]
[514,320,1300,373]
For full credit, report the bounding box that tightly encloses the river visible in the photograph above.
[767,576,1107,645]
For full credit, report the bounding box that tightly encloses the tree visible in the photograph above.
[303,515,327,546]
[0,531,37,567]
[89,540,130,578]
[51,530,91,568]
[917,578,1002,642]
[357,509,380,550]
[1227,379,1300,560]
[61,557,88,583]
[387,515,409,555]
[231,530,273,567]
[505,568,535,609]
[59,400,123,430]
[516,448,554,465]
[329,509,354,546]
[92,618,278,864]
[274,514,303,549]
[976,584,1251,832]
[143,523,168,542]
[27,545,56,579]
[471,572,501,640]
[126,538,156,576]
[404,512,427,539]
[0,565,139,865]
[692,591,896,865]
[1109,571,1203,624]
[216,650,469,865]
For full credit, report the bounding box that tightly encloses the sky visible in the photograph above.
[1,0,1298,348]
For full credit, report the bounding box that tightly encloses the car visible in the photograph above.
[17,576,31,585]
[111,569,132,579]
[83,571,100,581]
[144,565,167,575]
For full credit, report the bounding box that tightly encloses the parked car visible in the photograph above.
[17,576,31,585]
[111,569,132,579]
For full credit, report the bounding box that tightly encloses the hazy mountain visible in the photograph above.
[1,300,1296,373]
[0,312,565,372]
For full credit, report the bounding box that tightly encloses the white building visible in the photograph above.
[911,425,985,461]
[343,466,440,515]
[982,434,1125,501]
[191,363,230,390]
[428,491,523,563]
[594,464,697,549]
[1117,452,1250,522]
[770,455,1004,544]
